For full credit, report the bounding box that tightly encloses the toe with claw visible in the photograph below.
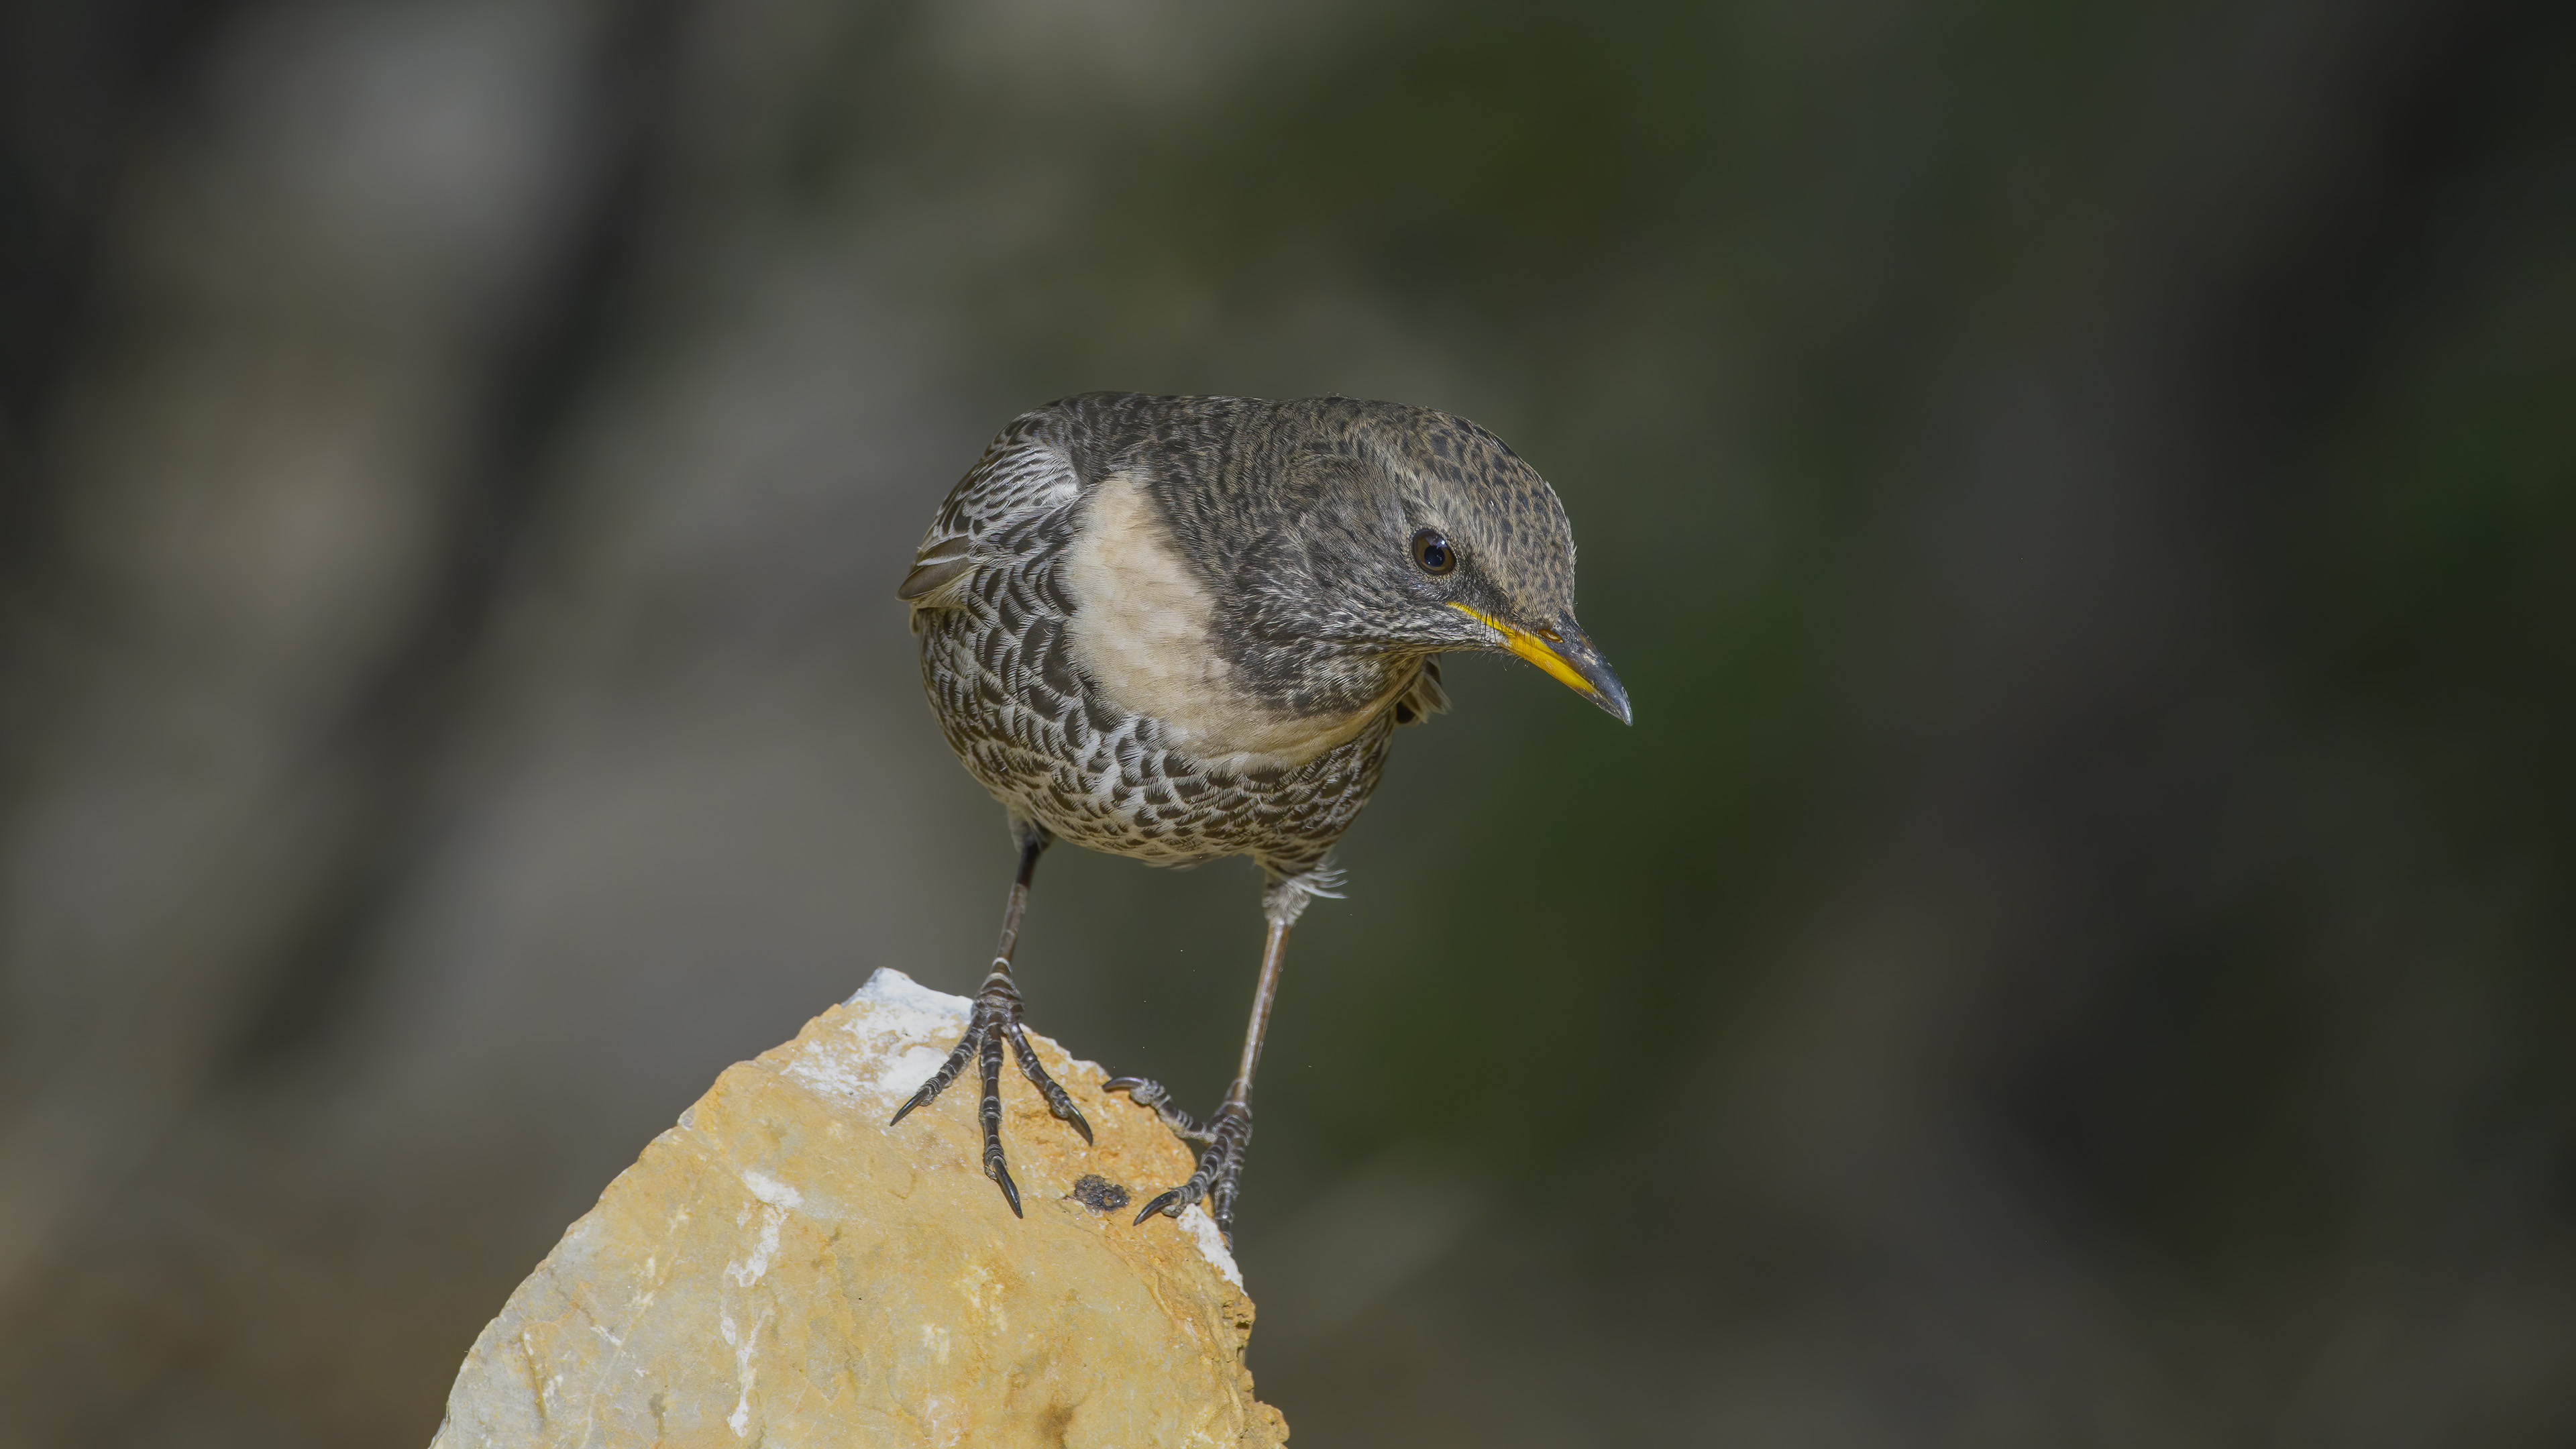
[1109,1078,1252,1241]
[1103,1075,1218,1143]
[890,967,1091,1217]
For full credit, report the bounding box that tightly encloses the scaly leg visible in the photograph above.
[890,824,1091,1216]
[1109,911,1293,1242]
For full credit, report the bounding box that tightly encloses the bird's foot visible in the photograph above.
[1101,1075,1219,1142]
[889,966,1091,1218]
[1107,1078,1251,1241]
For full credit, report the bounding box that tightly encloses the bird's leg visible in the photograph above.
[1110,914,1292,1242]
[890,826,1090,1218]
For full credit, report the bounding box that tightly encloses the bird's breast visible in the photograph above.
[1061,473,1386,769]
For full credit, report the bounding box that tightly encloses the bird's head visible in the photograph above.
[1224,400,1630,725]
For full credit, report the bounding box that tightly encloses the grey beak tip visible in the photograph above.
[1593,678,1633,726]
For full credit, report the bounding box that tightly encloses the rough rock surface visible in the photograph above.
[431,970,1285,1448]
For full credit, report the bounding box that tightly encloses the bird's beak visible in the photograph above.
[1447,604,1632,724]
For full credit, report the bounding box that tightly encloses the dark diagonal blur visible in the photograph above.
[2,0,2571,1444]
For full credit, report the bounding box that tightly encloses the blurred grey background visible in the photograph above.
[2,0,2572,1444]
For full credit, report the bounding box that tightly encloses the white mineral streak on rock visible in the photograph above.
[780,966,966,1112]
[726,1167,798,1288]
[429,969,1284,1448]
[724,1303,769,1438]
[739,1167,802,1209]
[1181,1205,1246,1289]
[724,1205,782,1287]
[842,964,967,1017]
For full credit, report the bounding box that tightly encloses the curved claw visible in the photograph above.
[1124,1096,1251,1238]
[890,990,1088,1222]
[888,1086,930,1128]
[1006,1022,1093,1144]
[890,1028,981,1126]
[1104,1075,1217,1143]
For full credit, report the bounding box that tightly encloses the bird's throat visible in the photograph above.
[1062,474,1393,769]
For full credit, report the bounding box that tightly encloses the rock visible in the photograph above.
[430,970,1286,1448]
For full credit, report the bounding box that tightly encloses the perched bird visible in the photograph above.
[892,392,1627,1239]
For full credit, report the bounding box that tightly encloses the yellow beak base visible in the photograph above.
[1446,602,1631,722]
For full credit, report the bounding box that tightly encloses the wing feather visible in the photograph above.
[898,419,1083,616]
[1393,656,1448,725]
[896,535,973,604]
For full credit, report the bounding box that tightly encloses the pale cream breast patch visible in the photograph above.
[1063,474,1383,768]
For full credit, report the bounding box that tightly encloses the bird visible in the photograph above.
[890,392,1627,1241]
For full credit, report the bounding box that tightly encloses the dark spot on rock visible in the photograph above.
[1069,1174,1130,1213]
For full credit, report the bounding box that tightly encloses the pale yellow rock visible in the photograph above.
[431,970,1286,1448]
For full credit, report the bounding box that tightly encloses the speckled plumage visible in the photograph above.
[904,393,1515,889]
[892,392,1625,1237]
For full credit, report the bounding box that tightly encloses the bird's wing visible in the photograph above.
[1392,656,1448,725]
[895,531,975,608]
[898,421,1085,611]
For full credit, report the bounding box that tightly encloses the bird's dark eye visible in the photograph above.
[1411,528,1456,576]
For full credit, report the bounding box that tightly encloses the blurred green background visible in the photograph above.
[3,0,2572,1443]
